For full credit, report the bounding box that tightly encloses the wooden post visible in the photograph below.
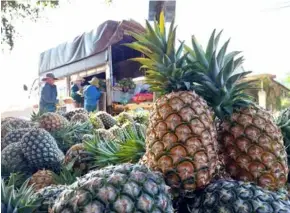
[106,46,113,114]
[66,76,71,96]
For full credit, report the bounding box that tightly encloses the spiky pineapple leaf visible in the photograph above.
[1,175,42,213]
[185,29,255,119]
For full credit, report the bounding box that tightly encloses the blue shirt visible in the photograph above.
[39,83,58,112]
[83,85,101,106]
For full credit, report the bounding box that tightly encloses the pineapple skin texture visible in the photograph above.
[219,107,289,190]
[29,169,55,191]
[51,163,174,213]
[1,128,31,150]
[21,128,64,172]
[145,91,219,196]
[39,112,68,132]
[185,179,290,213]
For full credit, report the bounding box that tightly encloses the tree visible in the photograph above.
[1,0,59,51]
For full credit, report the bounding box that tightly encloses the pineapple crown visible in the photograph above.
[1,173,42,213]
[124,12,194,94]
[185,29,256,119]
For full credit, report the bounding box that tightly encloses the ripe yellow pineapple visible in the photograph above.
[29,169,55,191]
[126,12,219,196]
[185,29,288,190]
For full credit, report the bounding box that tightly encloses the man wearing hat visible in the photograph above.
[39,73,59,113]
[71,75,84,108]
[83,77,101,112]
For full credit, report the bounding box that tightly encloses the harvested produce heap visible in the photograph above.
[1,12,290,213]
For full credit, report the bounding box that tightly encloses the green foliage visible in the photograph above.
[1,0,59,51]
[1,173,42,213]
[84,125,146,168]
[51,121,94,153]
[184,29,256,119]
[117,78,136,92]
[125,11,193,94]
[52,159,82,185]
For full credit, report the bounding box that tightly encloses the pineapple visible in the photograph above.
[70,112,89,123]
[276,108,290,164]
[95,111,117,129]
[96,128,115,141]
[1,118,32,139]
[109,125,126,142]
[185,30,288,190]
[82,134,94,141]
[39,112,69,132]
[183,179,290,213]
[135,122,147,139]
[132,110,150,125]
[126,12,219,196]
[1,128,31,150]
[64,143,91,174]
[34,185,68,213]
[116,111,135,125]
[89,112,105,129]
[1,142,32,174]
[21,128,65,172]
[51,163,174,213]
[29,169,56,191]
[64,108,88,121]
[1,174,42,213]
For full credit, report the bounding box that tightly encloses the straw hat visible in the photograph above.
[89,77,100,87]
[42,73,58,81]
[72,75,84,83]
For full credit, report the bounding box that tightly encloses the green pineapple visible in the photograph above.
[276,107,290,184]
[109,125,126,142]
[183,179,290,213]
[51,163,174,213]
[34,185,68,213]
[1,173,42,213]
[89,112,105,129]
[132,110,150,125]
[64,143,92,175]
[277,108,290,163]
[95,111,117,129]
[70,113,89,123]
[1,142,33,174]
[135,122,147,139]
[1,128,31,150]
[116,111,135,125]
[1,118,32,140]
[121,121,138,138]
[96,128,115,141]
[64,108,88,121]
[21,128,64,172]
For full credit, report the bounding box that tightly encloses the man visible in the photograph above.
[39,73,58,113]
[71,75,84,108]
[83,77,101,112]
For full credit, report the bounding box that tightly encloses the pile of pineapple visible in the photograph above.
[2,12,290,213]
